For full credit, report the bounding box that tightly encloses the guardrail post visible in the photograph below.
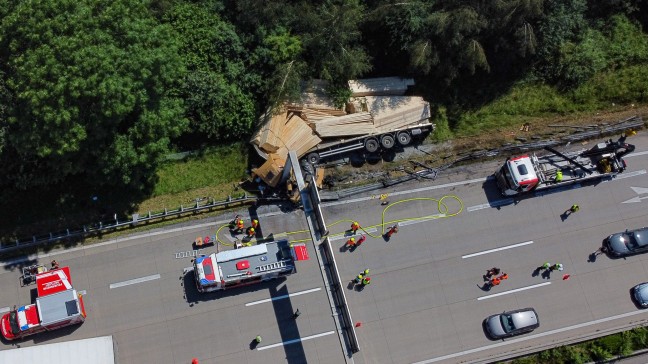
[180,205,183,212]
[33,236,36,243]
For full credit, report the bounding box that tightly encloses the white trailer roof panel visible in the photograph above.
[0,335,114,364]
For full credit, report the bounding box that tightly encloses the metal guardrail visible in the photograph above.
[306,175,360,354]
[0,194,272,253]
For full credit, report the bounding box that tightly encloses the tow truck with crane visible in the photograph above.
[494,136,635,196]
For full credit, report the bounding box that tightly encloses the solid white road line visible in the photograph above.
[322,177,490,207]
[109,274,160,289]
[477,282,551,301]
[412,308,648,364]
[462,241,534,259]
[612,169,646,180]
[257,330,336,351]
[245,287,322,307]
[467,198,515,212]
[328,228,378,242]
[0,307,10,314]
[626,150,648,158]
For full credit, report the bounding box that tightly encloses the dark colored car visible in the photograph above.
[633,283,648,308]
[605,227,648,257]
[483,308,539,339]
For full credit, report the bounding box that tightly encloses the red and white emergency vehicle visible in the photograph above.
[1,267,86,340]
[193,240,309,293]
[494,137,635,196]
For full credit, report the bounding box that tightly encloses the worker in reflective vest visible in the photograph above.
[346,237,356,248]
[247,227,255,237]
[354,274,364,284]
[351,221,360,234]
[555,170,563,182]
[362,277,371,286]
[251,219,259,229]
[236,218,244,231]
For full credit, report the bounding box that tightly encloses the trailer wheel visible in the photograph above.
[381,135,395,149]
[397,132,412,146]
[365,138,379,153]
[306,152,320,164]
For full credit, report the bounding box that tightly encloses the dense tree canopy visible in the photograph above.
[0,0,647,199]
[0,0,186,191]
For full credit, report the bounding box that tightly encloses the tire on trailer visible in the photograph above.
[397,132,412,146]
[381,135,395,149]
[306,152,320,165]
[365,138,380,153]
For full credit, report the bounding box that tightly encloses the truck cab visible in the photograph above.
[495,155,539,196]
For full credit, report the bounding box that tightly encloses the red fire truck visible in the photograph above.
[193,240,309,293]
[1,267,86,340]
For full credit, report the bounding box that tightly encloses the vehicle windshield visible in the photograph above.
[629,230,648,249]
[8,311,19,335]
[499,166,516,190]
[500,314,516,333]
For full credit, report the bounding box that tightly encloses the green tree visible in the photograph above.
[370,0,542,86]
[0,0,187,191]
[164,2,256,140]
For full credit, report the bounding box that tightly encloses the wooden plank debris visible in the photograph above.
[311,112,375,137]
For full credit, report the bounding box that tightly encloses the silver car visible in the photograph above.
[605,227,648,257]
[633,283,648,308]
[483,308,539,339]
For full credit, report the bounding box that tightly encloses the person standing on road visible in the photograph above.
[251,219,259,229]
[361,276,371,286]
[354,274,364,285]
[539,262,551,270]
[346,237,356,249]
[255,335,262,343]
[550,263,564,271]
[595,246,608,256]
[490,277,501,287]
[351,221,360,234]
[485,267,500,279]
[565,204,580,215]
[384,225,399,239]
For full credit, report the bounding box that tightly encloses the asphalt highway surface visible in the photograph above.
[2,133,648,364]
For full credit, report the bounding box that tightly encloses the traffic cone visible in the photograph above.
[192,358,199,364]
[563,274,570,280]
[355,322,362,328]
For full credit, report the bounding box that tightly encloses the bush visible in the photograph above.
[430,106,453,142]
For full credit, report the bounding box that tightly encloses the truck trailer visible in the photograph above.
[494,137,635,196]
[1,267,86,340]
[193,240,309,293]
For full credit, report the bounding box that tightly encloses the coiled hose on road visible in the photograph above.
[214,194,463,247]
